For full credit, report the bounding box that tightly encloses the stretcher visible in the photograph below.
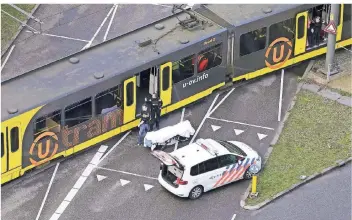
[144,120,195,151]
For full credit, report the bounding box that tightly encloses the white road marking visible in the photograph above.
[96,166,158,180]
[208,88,235,117]
[278,69,284,121]
[24,30,89,42]
[98,131,131,165]
[190,93,220,144]
[64,188,79,202]
[231,214,237,220]
[35,163,59,220]
[42,33,89,42]
[120,179,130,186]
[1,44,15,71]
[207,117,275,131]
[234,129,244,135]
[174,107,185,151]
[257,133,268,140]
[103,4,118,42]
[144,184,154,191]
[96,174,107,181]
[49,145,108,220]
[211,125,221,132]
[81,4,116,50]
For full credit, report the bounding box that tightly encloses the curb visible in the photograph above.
[1,4,40,57]
[242,157,351,210]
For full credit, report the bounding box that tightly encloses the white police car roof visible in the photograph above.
[169,138,230,167]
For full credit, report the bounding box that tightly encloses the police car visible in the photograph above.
[151,138,262,199]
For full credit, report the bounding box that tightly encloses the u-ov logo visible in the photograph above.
[265,37,292,70]
[29,131,58,166]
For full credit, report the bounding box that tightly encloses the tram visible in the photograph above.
[1,4,351,184]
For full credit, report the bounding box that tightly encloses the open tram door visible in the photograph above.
[123,76,137,123]
[294,11,308,56]
[159,62,173,113]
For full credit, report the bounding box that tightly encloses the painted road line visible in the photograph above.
[207,88,235,117]
[49,145,108,220]
[98,131,131,165]
[207,117,275,130]
[231,214,237,220]
[174,107,186,151]
[1,45,15,71]
[103,4,118,42]
[278,69,284,121]
[35,163,60,220]
[96,166,158,180]
[190,94,220,144]
[42,33,89,42]
[81,4,116,50]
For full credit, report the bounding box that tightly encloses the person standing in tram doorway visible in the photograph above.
[151,93,163,131]
[138,98,152,146]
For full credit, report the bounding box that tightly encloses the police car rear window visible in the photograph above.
[216,140,246,156]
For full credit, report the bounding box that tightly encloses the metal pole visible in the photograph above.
[325,4,340,73]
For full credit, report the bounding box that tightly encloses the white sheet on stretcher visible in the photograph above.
[144,120,195,144]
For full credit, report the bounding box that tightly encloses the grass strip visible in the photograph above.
[1,4,36,48]
[246,90,351,205]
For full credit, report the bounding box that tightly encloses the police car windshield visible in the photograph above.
[215,140,247,156]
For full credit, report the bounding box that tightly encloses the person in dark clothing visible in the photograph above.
[308,22,315,47]
[138,98,152,145]
[150,93,163,131]
[313,14,322,46]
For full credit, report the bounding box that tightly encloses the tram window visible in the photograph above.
[1,132,4,157]
[126,82,134,106]
[34,110,61,135]
[269,18,295,43]
[65,98,92,128]
[172,54,195,84]
[96,85,121,115]
[197,44,222,73]
[240,27,267,56]
[344,4,351,22]
[162,66,170,91]
[297,16,305,39]
[10,127,19,152]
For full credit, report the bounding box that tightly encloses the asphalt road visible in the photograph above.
[1,4,174,81]
[239,163,352,220]
[1,65,305,220]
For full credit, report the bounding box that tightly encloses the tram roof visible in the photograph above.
[1,10,223,120]
[195,4,303,28]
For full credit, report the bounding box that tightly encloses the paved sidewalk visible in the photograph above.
[306,48,352,96]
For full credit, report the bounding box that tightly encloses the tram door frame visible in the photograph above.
[159,62,173,109]
[123,76,137,123]
[294,11,308,56]
[1,122,22,174]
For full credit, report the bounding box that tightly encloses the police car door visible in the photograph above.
[211,154,239,189]
[201,157,225,192]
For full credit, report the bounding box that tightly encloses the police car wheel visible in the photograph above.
[244,169,253,180]
[188,186,203,200]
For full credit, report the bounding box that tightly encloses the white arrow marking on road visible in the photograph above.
[120,179,130,186]
[211,125,221,132]
[234,129,244,135]
[96,175,107,182]
[257,133,268,140]
[144,184,154,191]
